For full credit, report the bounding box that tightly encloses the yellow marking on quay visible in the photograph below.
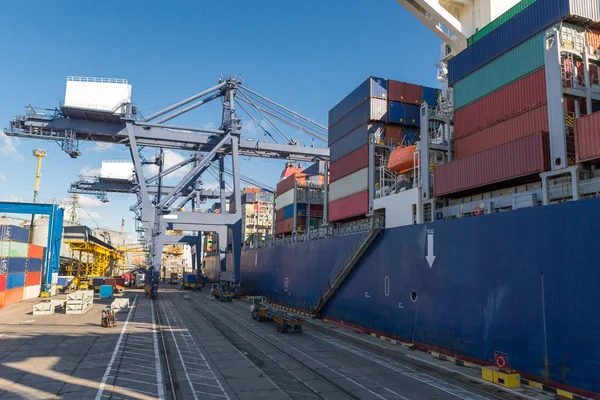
[556,389,574,399]
[527,381,544,389]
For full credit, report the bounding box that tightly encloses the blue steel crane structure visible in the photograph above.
[5,77,329,297]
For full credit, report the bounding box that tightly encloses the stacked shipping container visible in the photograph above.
[328,77,439,222]
[0,225,44,308]
[274,167,324,235]
[437,1,599,196]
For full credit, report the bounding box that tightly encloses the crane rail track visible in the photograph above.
[182,293,363,400]
[222,298,532,400]
[153,297,181,400]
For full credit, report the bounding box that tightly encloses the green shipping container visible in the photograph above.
[8,242,28,258]
[454,30,548,110]
[468,0,537,46]
[0,241,9,258]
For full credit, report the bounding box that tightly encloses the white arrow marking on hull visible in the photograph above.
[426,231,436,268]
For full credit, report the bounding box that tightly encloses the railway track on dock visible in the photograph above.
[182,293,364,400]
[216,297,532,400]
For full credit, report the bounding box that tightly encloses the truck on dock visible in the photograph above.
[250,297,304,333]
[211,284,233,302]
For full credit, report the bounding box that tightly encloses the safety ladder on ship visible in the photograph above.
[310,216,384,315]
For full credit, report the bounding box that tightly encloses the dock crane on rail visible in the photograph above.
[5,76,330,298]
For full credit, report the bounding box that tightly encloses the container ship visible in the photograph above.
[202,0,600,397]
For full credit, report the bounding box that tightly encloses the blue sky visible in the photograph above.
[0,0,440,234]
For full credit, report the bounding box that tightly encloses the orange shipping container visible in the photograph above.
[25,271,41,286]
[4,287,24,307]
[454,105,548,159]
[0,291,4,309]
[575,111,600,162]
[28,244,44,259]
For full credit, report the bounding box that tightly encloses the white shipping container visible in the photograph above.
[275,189,294,210]
[101,160,135,180]
[64,76,132,112]
[24,285,41,300]
[329,168,368,202]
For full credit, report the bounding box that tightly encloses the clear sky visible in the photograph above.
[0,0,441,234]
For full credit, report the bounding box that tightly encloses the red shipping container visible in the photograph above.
[0,274,5,291]
[388,80,422,104]
[28,244,44,259]
[330,145,368,183]
[329,191,369,222]
[283,218,294,233]
[275,220,285,235]
[0,291,4,309]
[575,111,600,162]
[275,208,284,222]
[454,105,549,158]
[385,125,404,140]
[454,69,547,139]
[4,287,24,307]
[25,271,41,286]
[435,132,550,197]
[104,278,117,286]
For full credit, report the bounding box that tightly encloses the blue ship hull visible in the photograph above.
[204,198,600,396]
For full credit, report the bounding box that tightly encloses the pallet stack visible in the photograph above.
[66,290,93,314]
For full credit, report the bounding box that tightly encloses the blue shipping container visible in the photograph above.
[185,273,197,283]
[329,98,388,146]
[27,258,42,272]
[7,273,25,289]
[93,277,105,286]
[283,203,307,219]
[329,77,387,127]
[244,193,256,204]
[448,0,568,85]
[399,128,419,145]
[389,102,420,127]
[99,285,113,298]
[0,225,30,243]
[422,87,438,107]
[330,123,384,163]
[7,257,26,273]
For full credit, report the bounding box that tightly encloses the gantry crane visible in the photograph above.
[6,76,329,297]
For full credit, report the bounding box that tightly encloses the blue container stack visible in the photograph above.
[99,285,113,299]
[0,225,31,308]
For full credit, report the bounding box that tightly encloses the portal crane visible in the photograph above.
[5,76,330,297]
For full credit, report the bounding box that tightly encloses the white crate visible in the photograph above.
[33,300,65,315]
[110,298,129,311]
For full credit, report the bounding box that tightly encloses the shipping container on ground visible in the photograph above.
[27,244,44,259]
[388,81,422,104]
[575,110,600,161]
[0,274,5,291]
[7,273,25,289]
[330,146,369,182]
[0,225,30,243]
[329,168,368,202]
[467,0,537,46]
[448,1,596,85]
[27,258,42,272]
[328,98,387,146]
[8,242,28,258]
[435,132,550,196]
[0,291,4,309]
[330,123,383,163]
[454,105,549,158]
[7,258,26,274]
[453,31,546,110]
[23,285,41,300]
[328,77,387,128]
[25,271,41,286]
[388,102,420,126]
[454,69,547,139]
[328,191,369,222]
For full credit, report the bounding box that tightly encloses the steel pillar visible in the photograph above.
[544,28,568,171]
[419,103,431,200]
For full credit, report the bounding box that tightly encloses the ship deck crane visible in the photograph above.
[5,76,330,297]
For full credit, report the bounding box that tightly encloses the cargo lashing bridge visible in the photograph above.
[6,76,329,296]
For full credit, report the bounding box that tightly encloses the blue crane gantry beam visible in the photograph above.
[0,202,64,291]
